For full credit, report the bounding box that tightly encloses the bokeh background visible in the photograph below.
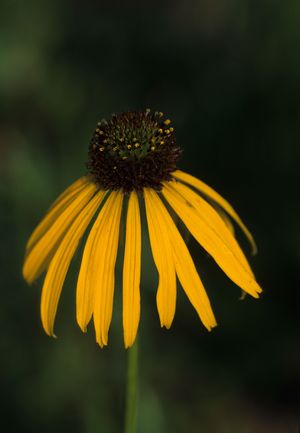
[1,1,299,432]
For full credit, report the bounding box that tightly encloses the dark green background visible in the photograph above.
[1,1,299,432]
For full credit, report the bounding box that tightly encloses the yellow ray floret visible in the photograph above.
[25,176,89,255]
[123,192,141,348]
[92,191,123,347]
[144,189,217,331]
[23,182,97,284]
[144,189,177,329]
[76,190,108,332]
[163,182,262,298]
[77,191,118,333]
[216,208,235,236]
[173,170,257,255]
[166,181,254,277]
[40,191,104,336]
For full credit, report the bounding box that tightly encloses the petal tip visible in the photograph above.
[22,265,34,285]
[77,318,88,333]
[45,329,57,338]
[124,331,138,349]
[251,243,258,256]
[206,320,218,332]
[160,320,172,330]
[80,326,88,333]
[239,290,247,301]
[124,340,133,350]
[97,341,107,349]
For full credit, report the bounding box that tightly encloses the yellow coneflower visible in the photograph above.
[23,110,262,348]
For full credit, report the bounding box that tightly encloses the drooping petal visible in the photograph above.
[163,182,262,298]
[23,182,97,284]
[92,191,123,347]
[123,191,141,348]
[167,181,254,277]
[40,191,104,336]
[75,190,108,332]
[173,170,257,255]
[25,177,89,255]
[145,189,216,331]
[144,189,177,329]
[216,207,235,236]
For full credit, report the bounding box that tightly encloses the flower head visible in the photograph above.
[87,110,181,192]
[23,110,262,348]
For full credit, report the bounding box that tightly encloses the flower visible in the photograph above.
[23,110,262,348]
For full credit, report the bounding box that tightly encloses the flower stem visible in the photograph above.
[124,338,139,433]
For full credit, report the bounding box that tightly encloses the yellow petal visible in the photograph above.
[167,181,253,277]
[144,189,216,331]
[216,208,235,236]
[123,192,141,348]
[76,190,108,332]
[40,191,104,336]
[163,182,262,298]
[23,181,97,284]
[92,191,123,347]
[144,189,176,329]
[173,170,257,255]
[25,177,88,255]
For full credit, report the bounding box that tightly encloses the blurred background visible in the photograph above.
[1,0,299,432]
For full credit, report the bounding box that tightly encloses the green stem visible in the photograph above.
[124,338,139,433]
